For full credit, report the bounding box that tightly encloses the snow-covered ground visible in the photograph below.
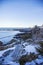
[0,31,20,44]
[0,30,43,65]
[0,46,16,56]
[25,45,37,54]
[0,42,43,65]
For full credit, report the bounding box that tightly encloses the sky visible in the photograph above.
[0,0,43,28]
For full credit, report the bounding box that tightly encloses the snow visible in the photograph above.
[0,30,43,65]
[0,31,20,44]
[4,62,20,65]
[25,61,36,65]
[11,43,26,61]
[34,58,43,64]
[0,46,15,56]
[25,57,43,65]
[9,62,20,65]
[25,43,37,54]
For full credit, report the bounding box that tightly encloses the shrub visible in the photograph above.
[36,41,43,55]
[15,32,32,41]
[19,53,38,65]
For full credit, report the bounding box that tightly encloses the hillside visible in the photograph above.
[0,26,43,65]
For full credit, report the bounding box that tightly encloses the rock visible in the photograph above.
[0,41,3,46]
[3,50,13,57]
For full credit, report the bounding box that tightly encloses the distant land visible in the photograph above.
[0,27,32,32]
[0,25,43,32]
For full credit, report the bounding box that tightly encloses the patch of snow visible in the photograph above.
[0,31,20,44]
[25,61,36,65]
[4,61,20,65]
[10,62,20,65]
[34,58,43,64]
[11,43,27,61]
[25,44,37,54]
[0,46,15,56]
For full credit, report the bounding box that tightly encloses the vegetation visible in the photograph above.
[8,39,16,44]
[19,53,38,65]
[15,32,32,41]
[3,50,13,57]
[36,41,43,56]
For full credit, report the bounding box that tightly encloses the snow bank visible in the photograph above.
[25,61,36,65]
[0,31,20,44]
[25,44,37,54]
[0,46,15,56]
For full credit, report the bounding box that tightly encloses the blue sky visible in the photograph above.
[0,0,43,28]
